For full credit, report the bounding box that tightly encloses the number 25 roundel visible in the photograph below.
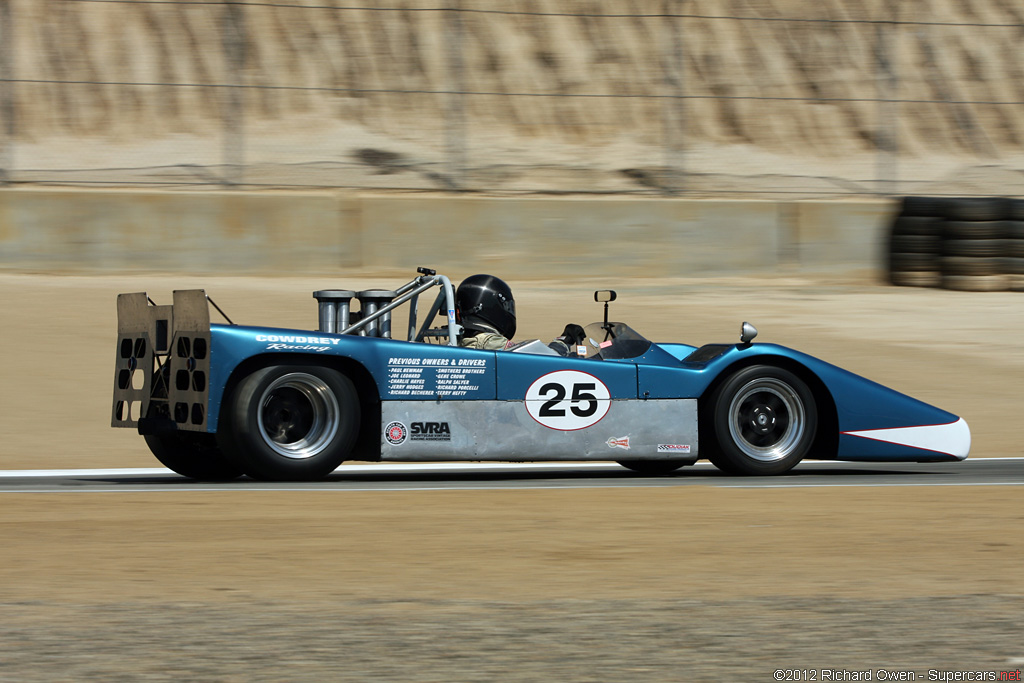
[524,370,612,431]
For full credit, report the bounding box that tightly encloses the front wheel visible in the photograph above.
[705,365,817,476]
[219,365,360,481]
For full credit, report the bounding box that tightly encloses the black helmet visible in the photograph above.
[456,274,517,339]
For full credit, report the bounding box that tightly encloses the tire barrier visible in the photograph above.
[888,197,1024,292]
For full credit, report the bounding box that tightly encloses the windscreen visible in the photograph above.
[582,322,652,360]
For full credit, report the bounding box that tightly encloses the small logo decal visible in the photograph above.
[657,444,691,454]
[385,421,408,446]
[606,436,631,450]
[411,421,451,442]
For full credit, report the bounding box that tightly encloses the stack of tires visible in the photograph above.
[940,197,1010,292]
[1007,200,1024,292]
[888,196,1024,292]
[888,197,946,288]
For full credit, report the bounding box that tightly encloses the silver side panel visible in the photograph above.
[380,399,699,461]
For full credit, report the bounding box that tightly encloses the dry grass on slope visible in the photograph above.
[6,0,1024,193]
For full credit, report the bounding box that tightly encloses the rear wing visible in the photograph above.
[111,290,212,434]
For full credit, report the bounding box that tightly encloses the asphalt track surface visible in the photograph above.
[1,457,1022,493]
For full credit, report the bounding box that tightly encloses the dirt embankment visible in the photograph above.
[7,1,1024,192]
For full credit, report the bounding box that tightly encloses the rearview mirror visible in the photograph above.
[594,290,617,303]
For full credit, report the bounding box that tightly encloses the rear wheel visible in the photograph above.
[706,365,817,476]
[144,432,244,481]
[219,365,360,481]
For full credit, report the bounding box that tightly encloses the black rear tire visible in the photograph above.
[144,432,245,481]
[705,365,817,476]
[219,365,360,481]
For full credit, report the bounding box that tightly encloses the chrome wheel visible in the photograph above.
[256,373,341,459]
[709,365,818,476]
[727,377,806,463]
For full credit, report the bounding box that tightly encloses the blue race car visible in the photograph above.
[111,267,970,480]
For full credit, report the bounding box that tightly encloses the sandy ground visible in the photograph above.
[1,272,1022,680]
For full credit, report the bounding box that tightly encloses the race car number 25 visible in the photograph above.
[525,370,611,431]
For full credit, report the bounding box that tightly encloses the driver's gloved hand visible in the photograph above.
[557,323,586,347]
[549,324,586,357]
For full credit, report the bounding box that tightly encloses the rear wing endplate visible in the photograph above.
[111,290,212,433]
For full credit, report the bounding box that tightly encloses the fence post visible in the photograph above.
[445,0,466,191]
[0,0,13,183]
[222,2,246,186]
[875,8,899,196]
[662,0,685,195]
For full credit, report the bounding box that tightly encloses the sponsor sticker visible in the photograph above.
[385,421,408,446]
[410,421,451,442]
[657,444,691,454]
[606,436,630,451]
[256,334,341,345]
[254,334,338,353]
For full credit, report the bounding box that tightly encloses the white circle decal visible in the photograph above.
[524,370,611,431]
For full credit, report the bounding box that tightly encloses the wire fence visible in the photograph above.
[1,0,1023,197]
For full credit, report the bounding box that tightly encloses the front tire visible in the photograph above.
[706,365,817,476]
[144,432,245,481]
[219,365,360,481]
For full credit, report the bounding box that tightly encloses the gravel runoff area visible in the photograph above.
[0,484,1021,682]
[0,272,1022,680]
[1,596,1022,681]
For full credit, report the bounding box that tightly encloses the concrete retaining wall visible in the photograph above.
[0,189,895,277]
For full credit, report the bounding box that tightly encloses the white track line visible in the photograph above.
[0,457,1021,479]
[0,467,178,478]
[3,481,1024,495]
[0,462,625,478]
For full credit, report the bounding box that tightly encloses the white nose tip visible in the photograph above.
[843,417,971,460]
